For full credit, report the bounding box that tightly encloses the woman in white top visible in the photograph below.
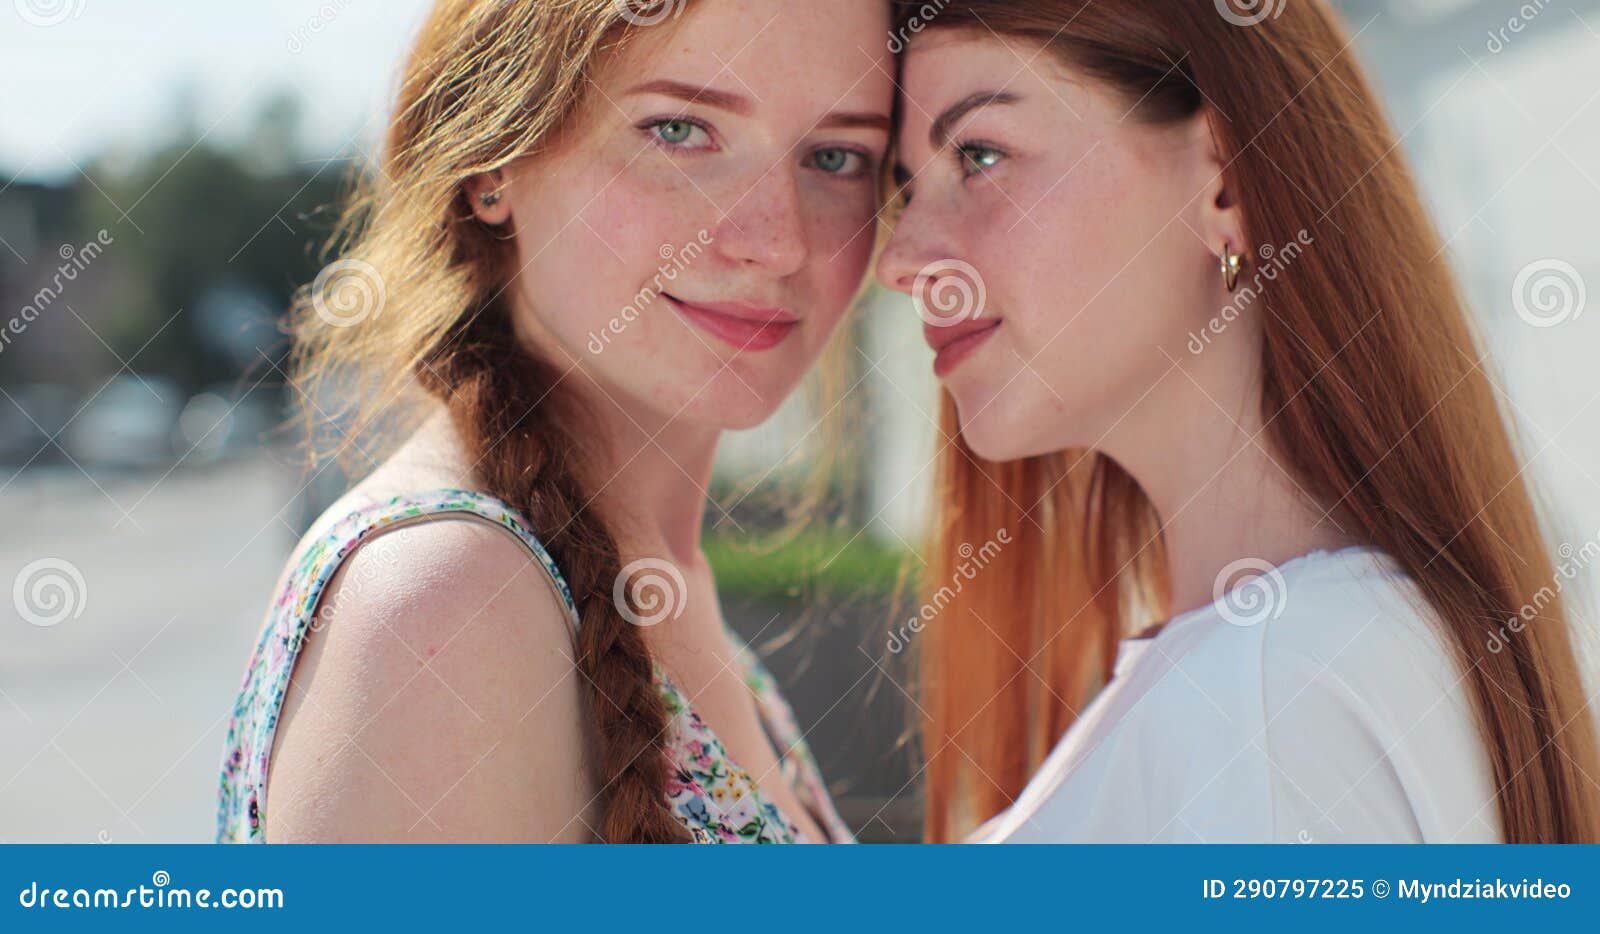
[975,547,1501,843]
[874,0,1600,843]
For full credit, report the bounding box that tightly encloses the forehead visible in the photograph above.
[896,31,1101,144]
[602,0,895,109]
[901,31,1039,104]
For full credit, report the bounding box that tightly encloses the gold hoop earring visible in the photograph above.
[1219,242,1242,292]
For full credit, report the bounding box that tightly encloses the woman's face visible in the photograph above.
[876,31,1242,463]
[487,0,894,431]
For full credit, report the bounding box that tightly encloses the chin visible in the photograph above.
[952,408,1019,462]
[675,377,792,432]
[952,397,1058,464]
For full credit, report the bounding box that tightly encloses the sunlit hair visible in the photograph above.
[286,0,862,843]
[895,0,1600,844]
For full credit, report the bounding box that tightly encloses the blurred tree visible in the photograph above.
[52,87,353,395]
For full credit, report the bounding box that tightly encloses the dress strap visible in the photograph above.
[214,487,580,843]
[305,488,582,636]
[730,638,857,844]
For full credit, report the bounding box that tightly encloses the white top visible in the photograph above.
[974,546,1503,843]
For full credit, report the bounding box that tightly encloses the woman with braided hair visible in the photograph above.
[217,0,893,844]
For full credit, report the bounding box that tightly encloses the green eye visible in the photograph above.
[643,118,712,150]
[813,148,854,174]
[960,145,1004,176]
[809,147,869,177]
[815,149,846,172]
[655,120,695,145]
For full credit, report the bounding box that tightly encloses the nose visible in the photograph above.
[713,169,809,277]
[876,204,953,297]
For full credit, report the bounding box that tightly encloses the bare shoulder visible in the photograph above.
[263,509,598,842]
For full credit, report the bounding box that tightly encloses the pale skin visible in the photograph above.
[264,0,894,842]
[876,32,1354,622]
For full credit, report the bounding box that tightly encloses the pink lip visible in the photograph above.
[924,319,1002,377]
[666,295,800,352]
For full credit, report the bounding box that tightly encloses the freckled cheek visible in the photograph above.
[1028,171,1120,278]
[511,166,708,360]
[965,183,1107,349]
[580,167,712,266]
[803,195,879,315]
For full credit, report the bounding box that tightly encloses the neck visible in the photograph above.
[581,375,722,567]
[507,300,721,567]
[1109,334,1358,623]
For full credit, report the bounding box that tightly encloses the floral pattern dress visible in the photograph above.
[216,489,855,845]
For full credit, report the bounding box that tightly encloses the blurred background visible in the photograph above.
[3,0,1599,843]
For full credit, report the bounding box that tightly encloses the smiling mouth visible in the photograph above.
[665,294,800,352]
[924,318,1002,377]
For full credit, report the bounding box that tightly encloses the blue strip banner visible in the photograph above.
[3,844,1594,931]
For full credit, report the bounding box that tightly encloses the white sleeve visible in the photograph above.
[1261,643,1426,843]
[1256,596,1503,844]
[981,635,1280,843]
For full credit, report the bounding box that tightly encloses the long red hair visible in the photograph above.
[900,0,1600,844]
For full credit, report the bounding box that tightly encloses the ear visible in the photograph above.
[1188,108,1247,270]
[463,170,512,225]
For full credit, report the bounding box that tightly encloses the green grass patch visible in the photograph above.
[704,529,912,601]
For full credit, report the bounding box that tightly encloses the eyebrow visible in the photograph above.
[929,90,1020,147]
[819,111,893,134]
[624,78,891,134]
[625,79,753,115]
